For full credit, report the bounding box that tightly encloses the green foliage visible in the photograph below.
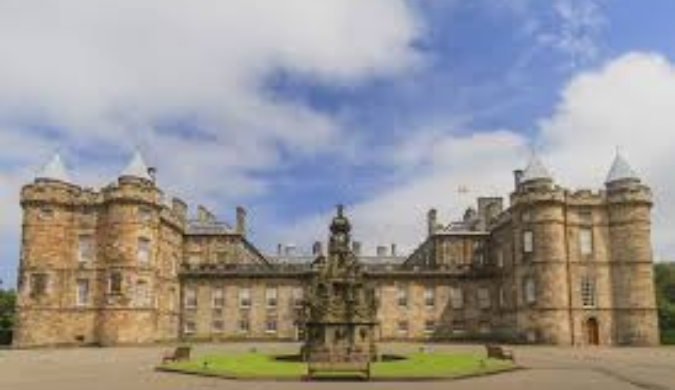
[0,288,16,345]
[161,353,514,380]
[0,288,16,330]
[654,263,675,338]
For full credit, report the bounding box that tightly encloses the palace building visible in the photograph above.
[13,151,660,347]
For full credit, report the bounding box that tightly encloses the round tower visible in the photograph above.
[96,151,164,345]
[14,155,89,347]
[605,154,659,345]
[511,155,572,344]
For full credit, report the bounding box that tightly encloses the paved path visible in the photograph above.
[1,343,674,390]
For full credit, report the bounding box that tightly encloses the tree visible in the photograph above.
[0,285,16,345]
[654,263,675,330]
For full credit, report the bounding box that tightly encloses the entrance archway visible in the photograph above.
[585,317,600,345]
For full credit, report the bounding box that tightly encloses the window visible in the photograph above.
[137,237,151,264]
[496,249,505,268]
[78,235,94,263]
[138,206,153,223]
[424,320,435,334]
[212,288,225,308]
[397,321,409,334]
[38,206,54,220]
[579,209,593,223]
[184,321,196,334]
[212,320,224,333]
[29,273,48,298]
[266,288,277,308]
[581,276,597,308]
[524,278,536,304]
[478,287,491,309]
[521,211,532,222]
[108,272,122,295]
[76,279,89,307]
[266,319,278,334]
[185,288,197,309]
[134,280,150,307]
[523,231,534,253]
[239,288,251,309]
[450,287,464,309]
[239,318,250,333]
[397,286,408,308]
[579,228,593,256]
[499,286,507,308]
[292,288,304,308]
[424,286,435,309]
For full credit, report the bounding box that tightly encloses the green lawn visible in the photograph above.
[159,352,515,380]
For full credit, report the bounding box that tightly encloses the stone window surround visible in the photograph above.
[478,287,491,309]
[137,237,151,264]
[524,277,536,305]
[108,271,122,295]
[184,287,197,309]
[579,228,594,257]
[77,234,94,263]
[581,275,597,308]
[523,230,534,254]
[423,286,435,308]
[265,287,278,308]
[76,279,89,307]
[29,272,49,298]
[212,288,225,308]
[238,287,252,309]
[450,286,464,309]
[396,285,408,308]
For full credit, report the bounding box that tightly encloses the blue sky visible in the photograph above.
[2,0,675,287]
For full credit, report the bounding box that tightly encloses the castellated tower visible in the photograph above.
[14,152,186,347]
[605,154,659,345]
[510,156,572,344]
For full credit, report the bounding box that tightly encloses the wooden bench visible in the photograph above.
[485,344,514,362]
[162,346,191,363]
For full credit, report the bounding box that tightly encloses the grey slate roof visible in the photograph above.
[606,153,640,184]
[37,154,71,183]
[120,151,152,181]
[522,154,553,183]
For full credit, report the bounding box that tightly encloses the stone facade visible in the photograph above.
[13,155,660,347]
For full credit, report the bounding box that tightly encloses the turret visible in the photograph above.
[604,153,659,345]
[97,151,164,345]
[511,155,571,344]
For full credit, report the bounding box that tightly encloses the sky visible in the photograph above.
[2,0,675,287]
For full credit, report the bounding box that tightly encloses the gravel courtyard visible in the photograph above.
[1,343,674,390]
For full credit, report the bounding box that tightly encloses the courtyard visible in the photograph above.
[1,343,674,390]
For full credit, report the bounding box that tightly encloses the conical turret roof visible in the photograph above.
[522,154,553,183]
[120,150,152,181]
[37,153,71,183]
[606,152,640,184]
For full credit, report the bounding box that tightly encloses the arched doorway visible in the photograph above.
[585,317,600,345]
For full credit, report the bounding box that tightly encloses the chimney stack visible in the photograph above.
[427,208,438,237]
[277,243,283,256]
[352,241,362,256]
[376,245,387,256]
[391,243,397,256]
[236,206,247,236]
[197,205,215,222]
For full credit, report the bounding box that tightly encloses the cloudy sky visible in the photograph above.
[1,0,675,286]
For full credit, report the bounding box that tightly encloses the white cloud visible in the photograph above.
[282,52,675,260]
[0,0,422,283]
